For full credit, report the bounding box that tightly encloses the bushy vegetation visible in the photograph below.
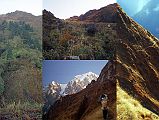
[0,101,42,119]
[0,20,42,96]
[43,11,116,60]
[0,20,41,63]
[0,101,42,113]
[0,20,42,118]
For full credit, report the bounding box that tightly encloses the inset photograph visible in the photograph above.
[0,0,42,119]
[116,0,159,119]
[43,0,117,60]
[42,60,116,120]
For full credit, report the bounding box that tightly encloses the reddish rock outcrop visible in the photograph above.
[116,4,159,115]
[46,61,116,120]
[46,3,159,120]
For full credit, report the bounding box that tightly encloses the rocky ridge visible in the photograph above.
[46,3,159,120]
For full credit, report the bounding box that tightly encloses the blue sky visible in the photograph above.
[117,0,151,16]
[0,0,42,16]
[43,60,108,86]
[0,0,153,17]
[44,0,116,19]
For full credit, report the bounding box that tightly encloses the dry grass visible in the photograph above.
[0,101,42,114]
[117,85,159,120]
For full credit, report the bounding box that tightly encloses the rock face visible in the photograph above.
[42,10,63,50]
[67,4,117,23]
[46,3,159,119]
[43,72,99,118]
[44,81,62,106]
[44,72,98,106]
[79,4,117,23]
[116,3,159,115]
[46,61,116,120]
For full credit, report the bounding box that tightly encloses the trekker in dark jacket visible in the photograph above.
[99,94,108,120]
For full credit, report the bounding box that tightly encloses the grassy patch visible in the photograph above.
[117,85,159,120]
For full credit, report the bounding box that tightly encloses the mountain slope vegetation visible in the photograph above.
[116,3,159,115]
[117,85,159,120]
[46,3,159,120]
[0,11,42,119]
[43,9,116,60]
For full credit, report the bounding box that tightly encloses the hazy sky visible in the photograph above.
[44,0,117,19]
[0,0,42,16]
[43,60,108,86]
[117,0,151,16]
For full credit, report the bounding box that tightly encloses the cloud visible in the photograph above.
[153,4,159,11]
[117,0,151,16]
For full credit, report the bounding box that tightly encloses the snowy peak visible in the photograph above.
[74,72,98,82]
[44,72,99,115]
[60,83,67,95]
[45,72,99,96]
[46,81,61,95]
[64,72,99,95]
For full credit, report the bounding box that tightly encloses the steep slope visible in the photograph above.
[3,59,42,103]
[117,85,159,120]
[44,81,62,105]
[68,4,117,23]
[43,72,98,116]
[116,3,159,115]
[46,61,116,120]
[43,8,117,60]
[0,12,42,119]
[46,3,159,120]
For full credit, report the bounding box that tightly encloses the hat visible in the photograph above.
[100,94,108,101]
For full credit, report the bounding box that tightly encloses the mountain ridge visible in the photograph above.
[43,72,99,118]
[116,3,159,115]
[45,3,159,119]
[44,72,99,96]
[46,61,116,120]
[43,8,116,59]
[0,10,42,31]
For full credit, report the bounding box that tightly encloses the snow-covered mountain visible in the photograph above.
[64,72,99,95]
[43,72,99,114]
[44,81,62,106]
[44,72,98,102]
[45,72,98,96]
[60,83,67,95]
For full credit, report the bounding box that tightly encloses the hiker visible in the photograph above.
[99,94,108,120]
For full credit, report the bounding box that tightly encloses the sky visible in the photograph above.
[44,0,117,19]
[43,60,108,86]
[0,0,42,16]
[117,0,151,16]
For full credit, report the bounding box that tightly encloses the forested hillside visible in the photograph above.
[0,12,42,119]
[43,10,116,60]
